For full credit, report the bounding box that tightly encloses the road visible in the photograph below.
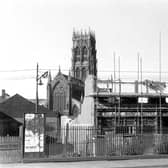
[1,159,168,168]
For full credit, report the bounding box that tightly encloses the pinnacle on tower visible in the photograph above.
[68,70,71,81]
[58,65,61,75]
[48,70,52,83]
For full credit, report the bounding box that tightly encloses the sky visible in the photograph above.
[0,0,168,99]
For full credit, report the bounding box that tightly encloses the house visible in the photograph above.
[0,94,57,134]
[0,111,22,136]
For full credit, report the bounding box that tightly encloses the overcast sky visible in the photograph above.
[0,0,168,99]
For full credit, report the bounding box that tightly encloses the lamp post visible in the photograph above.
[35,63,48,113]
[35,63,48,156]
[36,63,39,114]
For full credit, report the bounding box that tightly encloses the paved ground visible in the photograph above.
[1,158,168,168]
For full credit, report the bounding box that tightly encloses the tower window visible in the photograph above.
[82,68,87,81]
[75,47,80,55]
[75,55,80,62]
[76,67,80,79]
[81,55,87,62]
[82,46,87,55]
[83,55,87,61]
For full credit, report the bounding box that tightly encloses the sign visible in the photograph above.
[138,97,148,103]
[166,97,168,103]
[24,113,45,153]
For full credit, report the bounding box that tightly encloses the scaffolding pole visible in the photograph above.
[118,56,121,127]
[159,32,162,134]
[113,52,116,92]
[137,53,140,131]
[156,104,158,134]
[140,57,143,134]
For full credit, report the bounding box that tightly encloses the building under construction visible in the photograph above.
[47,30,168,136]
[91,78,168,134]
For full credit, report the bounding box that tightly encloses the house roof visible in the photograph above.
[0,111,22,125]
[0,94,56,119]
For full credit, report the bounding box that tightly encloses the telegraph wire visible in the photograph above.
[1,68,168,74]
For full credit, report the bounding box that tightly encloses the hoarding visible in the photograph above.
[24,113,45,153]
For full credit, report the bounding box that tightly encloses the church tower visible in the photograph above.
[71,30,97,82]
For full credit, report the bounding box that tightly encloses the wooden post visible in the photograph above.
[19,125,24,159]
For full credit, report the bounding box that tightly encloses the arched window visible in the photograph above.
[82,67,86,81]
[83,55,87,61]
[82,46,87,55]
[82,47,88,61]
[76,67,80,79]
[75,47,80,55]
[53,84,66,115]
[72,105,79,117]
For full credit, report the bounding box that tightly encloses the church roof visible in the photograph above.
[52,72,84,86]
[63,74,84,86]
[0,94,56,120]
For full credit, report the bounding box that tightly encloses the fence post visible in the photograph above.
[92,136,96,157]
[19,125,23,160]
[63,123,69,157]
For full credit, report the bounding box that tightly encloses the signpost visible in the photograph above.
[24,113,45,157]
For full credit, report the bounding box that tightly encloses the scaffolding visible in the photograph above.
[94,36,168,134]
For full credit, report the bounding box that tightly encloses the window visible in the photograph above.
[82,46,87,55]
[76,67,80,79]
[53,85,66,114]
[75,47,80,55]
[76,55,80,62]
[72,105,79,117]
[82,68,86,81]
[82,47,88,62]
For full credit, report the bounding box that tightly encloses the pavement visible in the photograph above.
[1,158,168,168]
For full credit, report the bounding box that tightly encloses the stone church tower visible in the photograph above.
[71,30,97,81]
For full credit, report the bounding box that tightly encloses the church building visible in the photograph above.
[47,30,97,128]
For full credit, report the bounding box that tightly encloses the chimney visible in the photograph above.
[2,89,5,98]
[134,80,139,93]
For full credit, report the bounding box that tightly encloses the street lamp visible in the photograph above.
[35,63,48,113]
